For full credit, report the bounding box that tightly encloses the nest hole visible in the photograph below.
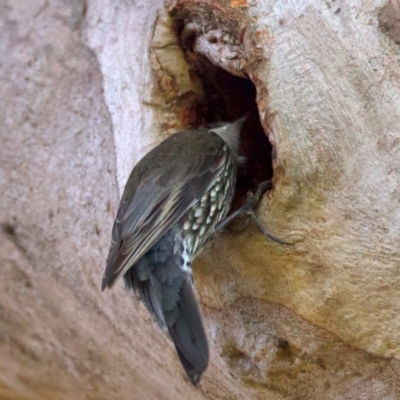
[183,55,274,212]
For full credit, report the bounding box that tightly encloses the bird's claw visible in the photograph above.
[216,180,291,245]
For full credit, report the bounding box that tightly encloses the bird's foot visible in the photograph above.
[216,180,291,245]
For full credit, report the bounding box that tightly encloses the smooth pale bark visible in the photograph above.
[1,0,400,399]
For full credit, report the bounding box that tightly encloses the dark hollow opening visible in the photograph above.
[205,68,273,212]
[176,51,274,213]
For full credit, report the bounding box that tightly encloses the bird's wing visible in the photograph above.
[102,149,227,290]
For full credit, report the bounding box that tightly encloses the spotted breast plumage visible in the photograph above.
[101,117,245,385]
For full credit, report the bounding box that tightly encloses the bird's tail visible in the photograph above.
[168,279,209,385]
[124,233,209,385]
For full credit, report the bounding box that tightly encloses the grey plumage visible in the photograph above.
[102,118,245,385]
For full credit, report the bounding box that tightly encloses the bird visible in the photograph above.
[101,116,247,385]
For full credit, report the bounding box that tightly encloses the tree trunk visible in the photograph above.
[1,0,400,399]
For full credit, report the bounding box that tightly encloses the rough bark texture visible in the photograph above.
[2,0,400,399]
